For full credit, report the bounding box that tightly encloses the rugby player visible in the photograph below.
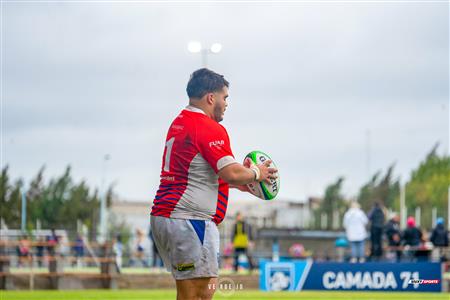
[150,68,277,300]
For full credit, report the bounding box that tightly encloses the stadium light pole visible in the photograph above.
[188,41,222,68]
[98,154,111,243]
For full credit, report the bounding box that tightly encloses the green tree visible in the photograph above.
[314,177,346,229]
[358,164,400,212]
[26,166,46,229]
[0,166,23,228]
[0,165,117,240]
[404,144,450,229]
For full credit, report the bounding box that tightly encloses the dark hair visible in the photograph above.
[186,68,229,99]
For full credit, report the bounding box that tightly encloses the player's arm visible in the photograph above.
[218,158,277,186]
[197,124,277,186]
[229,183,250,192]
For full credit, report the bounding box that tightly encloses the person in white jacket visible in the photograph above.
[343,201,368,263]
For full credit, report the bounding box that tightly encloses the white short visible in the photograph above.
[150,215,220,280]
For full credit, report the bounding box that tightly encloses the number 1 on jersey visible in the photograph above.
[163,137,175,172]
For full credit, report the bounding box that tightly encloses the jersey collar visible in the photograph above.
[185,105,207,115]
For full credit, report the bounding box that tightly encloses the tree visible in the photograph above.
[358,164,400,212]
[404,144,450,229]
[0,166,23,228]
[314,177,346,230]
[0,165,117,240]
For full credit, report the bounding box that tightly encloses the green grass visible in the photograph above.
[0,290,448,300]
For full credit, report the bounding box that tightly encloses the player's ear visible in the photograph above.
[206,92,214,105]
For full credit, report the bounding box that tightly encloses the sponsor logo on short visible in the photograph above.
[408,279,440,285]
[176,263,195,271]
[209,140,224,148]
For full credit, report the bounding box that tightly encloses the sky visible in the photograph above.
[3,1,449,203]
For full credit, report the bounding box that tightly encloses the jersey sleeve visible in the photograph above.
[196,122,236,173]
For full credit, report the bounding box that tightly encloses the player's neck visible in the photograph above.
[188,102,214,119]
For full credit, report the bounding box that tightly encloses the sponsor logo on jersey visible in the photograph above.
[209,140,225,148]
[172,125,184,130]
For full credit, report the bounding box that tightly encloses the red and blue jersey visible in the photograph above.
[151,106,237,225]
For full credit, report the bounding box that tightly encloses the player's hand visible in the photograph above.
[257,159,278,184]
[244,157,277,183]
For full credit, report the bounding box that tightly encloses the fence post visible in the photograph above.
[415,207,421,228]
[432,207,437,228]
[332,211,340,230]
[321,213,327,230]
[0,241,14,290]
[400,184,406,229]
[100,242,117,289]
[48,252,64,289]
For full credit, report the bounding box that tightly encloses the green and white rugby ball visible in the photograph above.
[245,150,280,200]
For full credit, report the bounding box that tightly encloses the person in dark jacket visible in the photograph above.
[368,202,385,260]
[430,218,449,247]
[430,217,449,262]
[402,216,422,261]
[385,213,402,261]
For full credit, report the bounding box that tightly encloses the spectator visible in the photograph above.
[232,212,254,272]
[403,216,422,246]
[222,243,234,270]
[402,216,422,261]
[17,235,31,267]
[148,226,161,268]
[36,236,45,267]
[72,234,85,267]
[112,235,123,273]
[289,243,305,258]
[430,217,449,262]
[46,229,59,257]
[130,229,148,267]
[384,213,402,262]
[415,230,432,262]
[335,237,349,262]
[59,234,70,258]
[368,202,385,261]
[343,201,368,263]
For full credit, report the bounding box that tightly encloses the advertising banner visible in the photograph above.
[260,260,442,292]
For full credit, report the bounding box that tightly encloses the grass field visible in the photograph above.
[0,290,448,300]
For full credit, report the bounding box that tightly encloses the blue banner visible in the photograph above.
[260,261,442,292]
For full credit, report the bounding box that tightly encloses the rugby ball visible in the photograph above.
[245,150,280,200]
